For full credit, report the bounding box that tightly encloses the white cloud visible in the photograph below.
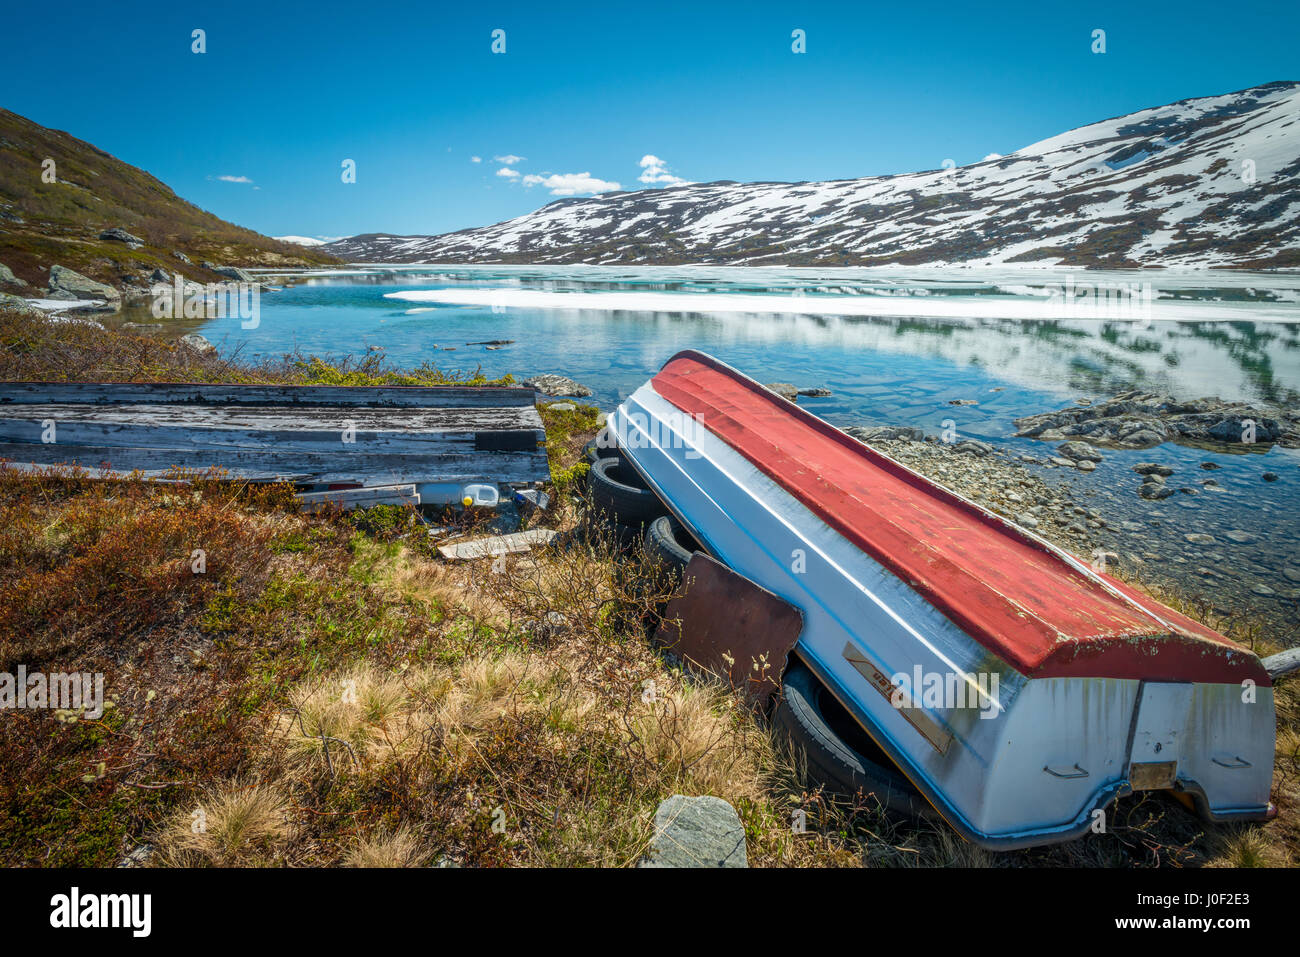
[471,155,482,163]
[520,171,620,196]
[494,154,525,165]
[216,174,253,184]
[638,154,690,187]
[496,167,521,179]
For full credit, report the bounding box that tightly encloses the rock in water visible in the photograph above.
[1133,463,1174,476]
[638,795,747,868]
[523,374,593,398]
[844,425,925,443]
[47,265,121,308]
[765,382,798,401]
[1139,483,1175,500]
[1014,391,1297,449]
[797,386,833,397]
[1056,441,1104,462]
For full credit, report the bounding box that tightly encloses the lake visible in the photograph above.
[124,264,1300,632]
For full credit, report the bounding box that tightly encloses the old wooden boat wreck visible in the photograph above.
[606,350,1276,849]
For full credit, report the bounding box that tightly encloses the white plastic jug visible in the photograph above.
[415,482,501,507]
[460,483,500,507]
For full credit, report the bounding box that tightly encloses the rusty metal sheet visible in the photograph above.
[1129,760,1179,791]
[653,553,803,707]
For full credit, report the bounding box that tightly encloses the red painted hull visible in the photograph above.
[653,351,1268,686]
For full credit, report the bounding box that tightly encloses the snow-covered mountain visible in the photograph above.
[326,82,1300,269]
[275,235,330,247]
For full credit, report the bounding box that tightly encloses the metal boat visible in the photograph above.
[607,349,1276,849]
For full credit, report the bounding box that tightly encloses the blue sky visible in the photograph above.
[5,0,1297,239]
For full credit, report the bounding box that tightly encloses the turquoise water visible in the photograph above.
[129,264,1300,623]
[173,266,1300,437]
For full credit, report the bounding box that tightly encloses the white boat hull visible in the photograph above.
[608,359,1275,848]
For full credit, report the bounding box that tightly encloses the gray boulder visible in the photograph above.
[0,262,27,288]
[524,374,593,398]
[1015,390,1298,450]
[211,265,254,282]
[952,439,996,456]
[0,292,46,318]
[1139,483,1175,501]
[638,795,747,868]
[99,227,143,246]
[179,333,217,357]
[48,265,121,309]
[845,425,925,443]
[1056,441,1103,462]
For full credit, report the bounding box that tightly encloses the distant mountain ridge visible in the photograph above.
[326,82,1300,269]
[0,108,338,293]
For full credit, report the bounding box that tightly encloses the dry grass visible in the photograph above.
[154,783,291,867]
[344,827,430,868]
[237,525,803,868]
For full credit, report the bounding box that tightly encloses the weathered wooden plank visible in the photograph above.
[297,484,420,512]
[0,382,538,408]
[1264,648,1300,679]
[0,460,312,483]
[437,529,558,561]
[0,442,550,485]
[0,420,542,455]
[0,403,542,430]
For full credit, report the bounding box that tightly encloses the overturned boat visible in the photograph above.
[606,350,1276,850]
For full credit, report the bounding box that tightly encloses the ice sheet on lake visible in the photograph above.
[384,286,1300,324]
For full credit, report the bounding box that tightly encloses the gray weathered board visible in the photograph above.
[0,382,550,486]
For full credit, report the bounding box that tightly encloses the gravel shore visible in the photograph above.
[858,434,1298,643]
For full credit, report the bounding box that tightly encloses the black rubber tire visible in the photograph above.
[588,455,666,526]
[583,428,620,466]
[774,659,930,817]
[644,515,699,576]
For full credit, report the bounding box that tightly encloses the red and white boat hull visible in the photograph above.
[608,351,1275,848]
